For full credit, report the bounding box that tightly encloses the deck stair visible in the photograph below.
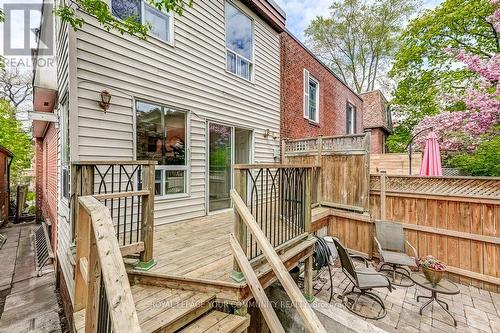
[74,282,250,333]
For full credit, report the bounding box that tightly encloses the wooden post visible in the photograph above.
[74,202,90,312]
[232,168,247,282]
[85,223,101,333]
[73,165,94,242]
[70,164,80,240]
[281,139,286,163]
[380,171,387,220]
[138,162,156,269]
[316,136,323,205]
[304,168,312,236]
[362,130,371,212]
[303,255,314,302]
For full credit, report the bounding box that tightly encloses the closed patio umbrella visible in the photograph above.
[420,131,442,176]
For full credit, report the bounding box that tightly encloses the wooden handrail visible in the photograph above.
[229,234,285,333]
[231,190,327,333]
[75,196,141,333]
[233,163,314,169]
[91,190,150,201]
[72,160,157,166]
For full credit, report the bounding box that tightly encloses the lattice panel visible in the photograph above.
[370,175,500,199]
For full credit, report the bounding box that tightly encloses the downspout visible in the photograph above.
[7,155,13,215]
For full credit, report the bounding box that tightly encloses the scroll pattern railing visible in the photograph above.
[233,164,313,262]
[71,161,156,264]
[74,195,141,333]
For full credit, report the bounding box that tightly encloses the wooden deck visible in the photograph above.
[149,212,235,282]
[128,211,316,303]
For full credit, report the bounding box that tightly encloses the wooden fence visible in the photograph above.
[370,153,422,175]
[321,174,500,292]
[283,134,371,212]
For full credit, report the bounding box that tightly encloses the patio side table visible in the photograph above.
[411,273,460,326]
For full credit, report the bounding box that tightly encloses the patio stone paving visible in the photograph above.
[312,259,500,333]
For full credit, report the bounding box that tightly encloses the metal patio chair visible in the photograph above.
[374,220,419,287]
[332,237,393,320]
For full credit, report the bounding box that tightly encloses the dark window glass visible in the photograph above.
[136,101,164,164]
[111,0,141,23]
[309,79,318,121]
[163,109,186,165]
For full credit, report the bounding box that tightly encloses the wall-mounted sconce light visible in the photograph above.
[99,90,112,112]
[264,129,278,140]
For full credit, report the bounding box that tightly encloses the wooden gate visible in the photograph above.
[283,133,371,212]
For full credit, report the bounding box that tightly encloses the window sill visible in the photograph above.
[308,120,320,127]
[146,33,175,49]
[225,69,255,85]
[154,193,190,202]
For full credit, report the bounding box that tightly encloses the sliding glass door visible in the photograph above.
[208,123,252,212]
[209,123,232,212]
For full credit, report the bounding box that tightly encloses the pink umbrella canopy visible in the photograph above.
[420,131,443,176]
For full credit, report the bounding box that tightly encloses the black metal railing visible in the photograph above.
[97,270,112,333]
[234,164,313,261]
[71,161,156,261]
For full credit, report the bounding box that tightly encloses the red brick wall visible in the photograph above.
[35,123,58,250]
[370,128,386,154]
[280,32,363,139]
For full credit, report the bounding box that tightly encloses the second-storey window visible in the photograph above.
[136,101,187,197]
[225,2,253,81]
[303,69,319,122]
[346,102,357,134]
[112,0,174,43]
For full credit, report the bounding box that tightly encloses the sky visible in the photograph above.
[273,0,443,40]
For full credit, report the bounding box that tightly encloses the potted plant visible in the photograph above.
[419,255,446,286]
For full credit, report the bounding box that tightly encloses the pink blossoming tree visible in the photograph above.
[413,0,500,156]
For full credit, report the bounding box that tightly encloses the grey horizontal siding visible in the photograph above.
[75,0,281,224]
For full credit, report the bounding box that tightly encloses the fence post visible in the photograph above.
[232,168,247,282]
[362,130,371,212]
[281,139,286,163]
[380,171,387,220]
[138,162,156,270]
[317,136,323,205]
[305,168,313,237]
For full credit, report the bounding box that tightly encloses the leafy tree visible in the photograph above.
[388,0,498,151]
[0,100,33,184]
[448,131,500,176]
[56,0,193,37]
[305,0,419,94]
[0,65,33,108]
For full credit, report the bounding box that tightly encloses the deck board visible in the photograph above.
[148,211,308,284]
[130,284,215,333]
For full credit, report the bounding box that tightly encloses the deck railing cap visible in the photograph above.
[72,160,158,166]
[233,163,315,169]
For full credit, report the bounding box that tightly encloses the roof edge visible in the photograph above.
[0,145,14,157]
[283,29,362,101]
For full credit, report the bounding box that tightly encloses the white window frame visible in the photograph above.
[134,100,189,199]
[346,102,357,135]
[111,0,175,45]
[303,69,319,123]
[224,1,255,82]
